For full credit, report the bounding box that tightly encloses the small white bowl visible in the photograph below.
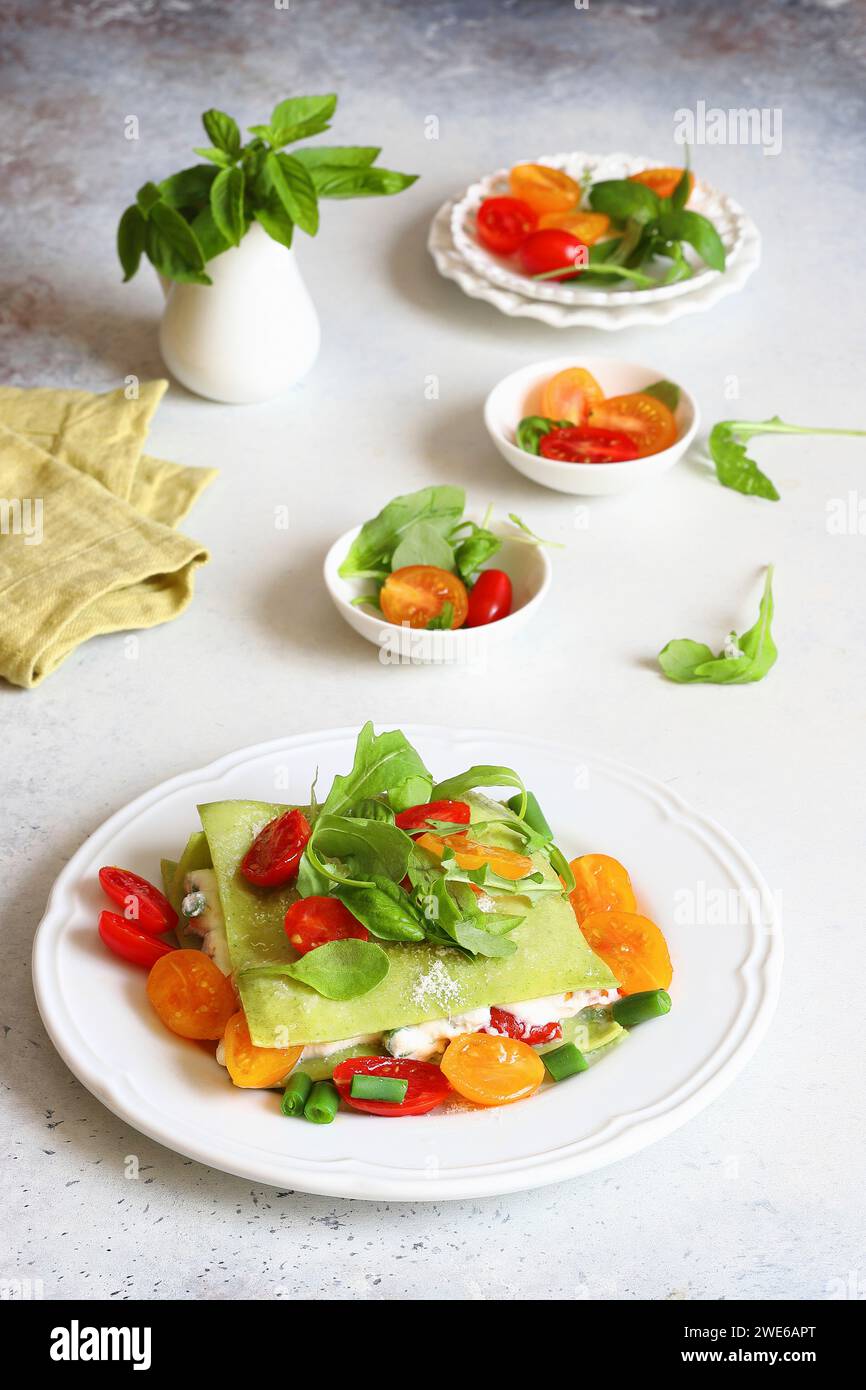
[484,355,699,496]
[324,516,552,664]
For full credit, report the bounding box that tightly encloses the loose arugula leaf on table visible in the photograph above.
[243,937,389,1000]
[709,417,866,501]
[658,567,777,684]
[338,487,465,578]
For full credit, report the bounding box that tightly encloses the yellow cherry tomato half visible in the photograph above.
[441,1032,545,1107]
[415,831,534,882]
[509,163,581,217]
[588,392,678,457]
[569,853,637,923]
[147,949,236,1041]
[379,565,468,630]
[222,1011,303,1089]
[628,167,694,202]
[580,910,673,996]
[540,367,605,426]
[538,210,611,244]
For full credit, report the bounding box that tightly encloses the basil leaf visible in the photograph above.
[643,380,681,411]
[253,196,294,249]
[589,179,661,225]
[250,938,389,1000]
[265,152,319,235]
[293,145,380,170]
[202,108,241,158]
[117,205,147,281]
[189,205,231,261]
[391,520,455,572]
[269,93,337,142]
[146,208,211,285]
[515,416,568,456]
[158,164,217,209]
[339,486,465,578]
[670,166,691,212]
[210,166,245,247]
[320,722,432,818]
[294,848,332,899]
[658,568,777,685]
[193,146,235,168]
[658,209,726,271]
[335,880,426,942]
[388,772,434,814]
[454,529,500,583]
[306,166,418,199]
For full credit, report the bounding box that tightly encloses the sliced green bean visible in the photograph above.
[542,1042,588,1082]
[304,1080,340,1124]
[612,989,672,1027]
[281,1071,313,1118]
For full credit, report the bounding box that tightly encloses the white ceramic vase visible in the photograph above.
[158,223,321,404]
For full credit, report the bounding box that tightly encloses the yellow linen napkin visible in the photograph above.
[0,381,215,688]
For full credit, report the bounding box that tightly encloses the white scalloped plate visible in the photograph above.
[429,201,761,329]
[33,727,781,1201]
[451,150,750,305]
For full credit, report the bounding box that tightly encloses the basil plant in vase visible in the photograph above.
[117,95,417,403]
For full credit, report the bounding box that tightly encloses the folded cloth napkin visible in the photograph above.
[0,380,215,688]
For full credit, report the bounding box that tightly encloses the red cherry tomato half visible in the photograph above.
[284,896,369,955]
[487,1006,562,1047]
[395,800,471,833]
[518,229,587,281]
[332,1056,451,1116]
[98,910,176,969]
[240,809,312,888]
[476,196,538,256]
[98,867,178,933]
[539,426,640,464]
[465,569,513,628]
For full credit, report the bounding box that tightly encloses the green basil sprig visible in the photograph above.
[117,95,417,285]
[658,567,777,684]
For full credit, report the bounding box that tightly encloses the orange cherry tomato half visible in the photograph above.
[222,1011,303,1089]
[98,910,176,969]
[333,1056,451,1116]
[441,1032,545,1107]
[394,800,471,832]
[99,866,178,933]
[540,367,605,426]
[379,565,468,630]
[628,167,694,201]
[146,949,237,1040]
[538,210,611,244]
[509,163,581,216]
[476,196,537,255]
[539,426,639,464]
[284,896,369,955]
[240,808,311,888]
[588,392,678,457]
[569,853,637,923]
[415,831,534,882]
[580,910,673,996]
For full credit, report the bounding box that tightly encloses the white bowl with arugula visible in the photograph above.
[484,356,699,496]
[324,486,553,660]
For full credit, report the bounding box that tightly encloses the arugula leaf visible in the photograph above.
[658,567,777,684]
[335,879,426,942]
[426,601,454,631]
[643,380,681,411]
[202,108,241,158]
[294,847,332,898]
[245,937,389,1000]
[306,812,413,886]
[210,166,245,246]
[339,486,465,578]
[507,513,564,548]
[320,722,432,818]
[391,520,455,572]
[453,526,501,583]
[389,772,434,814]
[346,798,394,823]
[709,417,866,501]
[431,764,526,815]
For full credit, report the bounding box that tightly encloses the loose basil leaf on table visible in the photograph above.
[243,937,390,1000]
[658,566,777,684]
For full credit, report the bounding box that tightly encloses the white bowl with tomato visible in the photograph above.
[484,357,699,496]
[324,510,552,661]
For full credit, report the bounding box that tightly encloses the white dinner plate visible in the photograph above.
[33,726,781,1201]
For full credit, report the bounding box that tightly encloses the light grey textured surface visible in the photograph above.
[2,0,865,1301]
